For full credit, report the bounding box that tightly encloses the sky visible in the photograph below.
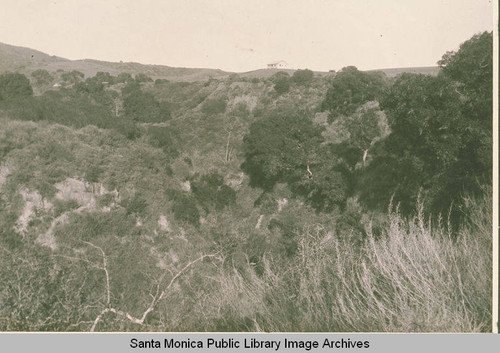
[0,0,494,72]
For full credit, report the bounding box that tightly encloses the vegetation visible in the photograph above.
[0,72,33,100]
[0,32,493,332]
[321,66,386,120]
[292,69,314,86]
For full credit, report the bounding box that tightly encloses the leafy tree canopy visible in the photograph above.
[60,70,84,86]
[271,72,290,95]
[242,108,349,210]
[360,32,492,221]
[201,97,227,115]
[31,69,54,86]
[134,73,153,83]
[439,31,492,127]
[292,69,314,85]
[0,72,33,101]
[321,66,387,120]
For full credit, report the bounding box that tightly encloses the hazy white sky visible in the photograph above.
[0,0,494,72]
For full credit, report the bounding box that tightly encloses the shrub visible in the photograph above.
[31,69,54,86]
[116,72,134,84]
[0,73,33,101]
[201,98,227,115]
[134,73,153,83]
[272,75,290,95]
[172,195,200,227]
[292,69,314,86]
[124,91,170,123]
[146,126,178,157]
[191,172,236,212]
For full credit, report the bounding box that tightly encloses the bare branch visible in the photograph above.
[89,253,219,331]
[82,241,111,306]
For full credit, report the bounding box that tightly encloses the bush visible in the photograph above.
[172,195,200,227]
[201,98,227,115]
[292,69,314,85]
[124,91,170,123]
[321,66,386,118]
[116,72,134,84]
[271,73,290,95]
[0,73,33,101]
[146,126,178,157]
[31,69,54,86]
[134,73,153,83]
[191,172,236,212]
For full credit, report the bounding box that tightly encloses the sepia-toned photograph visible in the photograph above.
[0,0,495,333]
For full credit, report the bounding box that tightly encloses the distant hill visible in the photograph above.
[0,42,69,73]
[0,41,439,81]
[0,42,230,82]
[366,66,440,77]
[239,66,440,79]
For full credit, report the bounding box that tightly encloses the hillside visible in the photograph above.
[1,42,439,82]
[0,32,493,332]
[0,42,230,82]
[366,66,440,77]
[0,42,69,73]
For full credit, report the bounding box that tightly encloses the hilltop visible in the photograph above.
[0,41,438,81]
[0,42,229,81]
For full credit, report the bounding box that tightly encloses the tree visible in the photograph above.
[60,70,84,86]
[292,69,314,86]
[359,73,464,214]
[323,102,389,170]
[201,97,227,115]
[438,31,492,128]
[124,91,170,123]
[359,33,492,220]
[31,69,53,86]
[271,72,290,95]
[134,73,153,83]
[116,72,134,84]
[80,72,114,94]
[242,108,348,210]
[321,66,386,120]
[0,73,33,101]
[191,172,236,212]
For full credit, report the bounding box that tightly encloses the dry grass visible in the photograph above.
[206,192,491,332]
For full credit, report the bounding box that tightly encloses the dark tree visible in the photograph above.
[292,69,314,86]
[191,172,236,212]
[134,73,153,83]
[201,98,227,115]
[0,73,33,101]
[60,70,84,86]
[172,194,200,227]
[242,108,348,210]
[439,31,492,127]
[359,32,492,221]
[321,66,386,120]
[116,72,134,84]
[31,69,54,86]
[124,91,170,123]
[271,72,290,95]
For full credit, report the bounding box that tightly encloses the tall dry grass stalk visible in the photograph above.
[206,192,491,332]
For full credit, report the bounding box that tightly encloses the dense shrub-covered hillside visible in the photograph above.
[0,32,492,331]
